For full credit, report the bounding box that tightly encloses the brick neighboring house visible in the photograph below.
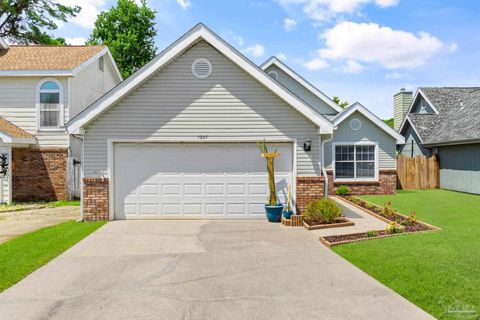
[0,38,122,203]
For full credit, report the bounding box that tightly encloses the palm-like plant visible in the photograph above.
[257,140,279,206]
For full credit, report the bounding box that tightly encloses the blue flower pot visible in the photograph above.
[283,210,293,219]
[265,204,284,222]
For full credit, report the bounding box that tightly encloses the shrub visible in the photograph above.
[383,201,396,218]
[304,198,342,224]
[386,222,403,234]
[408,212,417,223]
[366,230,377,237]
[335,185,350,195]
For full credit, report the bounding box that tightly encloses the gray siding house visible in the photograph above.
[67,23,404,221]
[396,87,480,195]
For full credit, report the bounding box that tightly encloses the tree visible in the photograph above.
[87,0,157,78]
[384,118,394,128]
[0,0,80,44]
[333,96,349,108]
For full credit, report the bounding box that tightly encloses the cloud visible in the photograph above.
[385,71,408,80]
[277,53,288,61]
[176,0,191,9]
[242,44,266,58]
[318,21,445,69]
[277,0,399,22]
[342,59,364,73]
[303,58,329,70]
[59,0,107,29]
[65,37,87,45]
[284,18,297,31]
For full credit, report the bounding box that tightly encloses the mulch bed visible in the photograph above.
[319,196,440,247]
[303,217,354,230]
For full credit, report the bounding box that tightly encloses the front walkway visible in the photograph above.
[0,220,433,319]
[0,206,79,244]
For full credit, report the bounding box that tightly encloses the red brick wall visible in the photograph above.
[83,178,109,221]
[296,170,397,213]
[12,148,67,202]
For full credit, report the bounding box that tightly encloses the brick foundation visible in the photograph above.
[12,148,67,202]
[296,170,397,214]
[83,178,109,221]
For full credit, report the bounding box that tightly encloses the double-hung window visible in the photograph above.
[38,79,63,129]
[334,144,377,180]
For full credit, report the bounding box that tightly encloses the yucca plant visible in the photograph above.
[257,139,278,206]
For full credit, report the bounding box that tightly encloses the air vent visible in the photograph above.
[192,58,212,79]
[349,118,362,131]
[268,71,279,80]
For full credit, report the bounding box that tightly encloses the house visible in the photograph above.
[396,87,480,195]
[67,23,404,221]
[0,40,122,203]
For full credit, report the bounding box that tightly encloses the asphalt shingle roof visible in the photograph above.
[0,117,34,138]
[407,87,480,145]
[0,45,104,71]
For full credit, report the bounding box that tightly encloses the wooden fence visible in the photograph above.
[397,155,439,190]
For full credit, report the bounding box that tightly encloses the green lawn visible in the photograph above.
[333,189,480,318]
[0,200,80,213]
[0,221,105,292]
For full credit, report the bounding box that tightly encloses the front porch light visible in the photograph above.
[303,138,312,152]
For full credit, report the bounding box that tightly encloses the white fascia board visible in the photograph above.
[0,70,72,76]
[67,24,334,134]
[105,48,123,82]
[397,88,439,133]
[333,102,405,144]
[0,132,36,145]
[402,116,424,144]
[260,57,343,113]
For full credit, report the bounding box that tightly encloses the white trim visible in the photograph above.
[106,138,297,220]
[333,102,405,144]
[0,70,73,76]
[67,24,334,135]
[260,56,343,113]
[402,116,424,144]
[0,37,9,50]
[36,78,65,131]
[332,141,379,182]
[398,88,439,134]
[71,47,123,82]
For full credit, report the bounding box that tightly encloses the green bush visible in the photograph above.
[366,230,377,237]
[304,198,342,224]
[335,185,350,195]
[386,222,403,234]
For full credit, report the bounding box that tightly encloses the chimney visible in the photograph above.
[394,88,413,131]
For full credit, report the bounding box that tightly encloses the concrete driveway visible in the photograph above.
[0,220,433,320]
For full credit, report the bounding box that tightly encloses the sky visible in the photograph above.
[54,0,480,119]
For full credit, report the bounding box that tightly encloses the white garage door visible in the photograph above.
[114,142,293,219]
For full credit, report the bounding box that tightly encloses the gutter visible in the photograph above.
[423,137,480,147]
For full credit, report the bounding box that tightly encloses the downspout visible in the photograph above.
[321,134,334,198]
[73,133,84,222]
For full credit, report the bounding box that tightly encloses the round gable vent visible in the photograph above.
[268,71,279,80]
[349,118,362,131]
[192,58,212,79]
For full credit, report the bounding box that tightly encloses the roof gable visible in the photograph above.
[333,102,405,144]
[260,57,342,114]
[67,24,334,134]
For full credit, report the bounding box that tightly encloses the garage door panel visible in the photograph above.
[114,143,293,219]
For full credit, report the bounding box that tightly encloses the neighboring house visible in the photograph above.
[396,87,480,195]
[67,23,404,221]
[0,39,122,203]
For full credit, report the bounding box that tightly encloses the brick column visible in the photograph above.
[83,178,109,221]
[296,176,325,214]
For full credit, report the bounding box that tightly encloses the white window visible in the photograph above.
[334,143,377,181]
[37,79,63,129]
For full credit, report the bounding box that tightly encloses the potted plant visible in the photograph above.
[283,184,293,219]
[257,140,284,222]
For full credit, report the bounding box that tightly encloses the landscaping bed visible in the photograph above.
[319,196,439,246]
[303,216,354,230]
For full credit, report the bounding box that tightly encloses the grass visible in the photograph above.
[333,189,480,318]
[0,200,80,213]
[0,221,105,292]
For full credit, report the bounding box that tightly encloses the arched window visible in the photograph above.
[37,79,63,129]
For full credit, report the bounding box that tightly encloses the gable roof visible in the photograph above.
[67,23,334,134]
[333,102,405,144]
[260,56,343,113]
[0,45,122,80]
[0,117,36,144]
[400,87,480,145]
